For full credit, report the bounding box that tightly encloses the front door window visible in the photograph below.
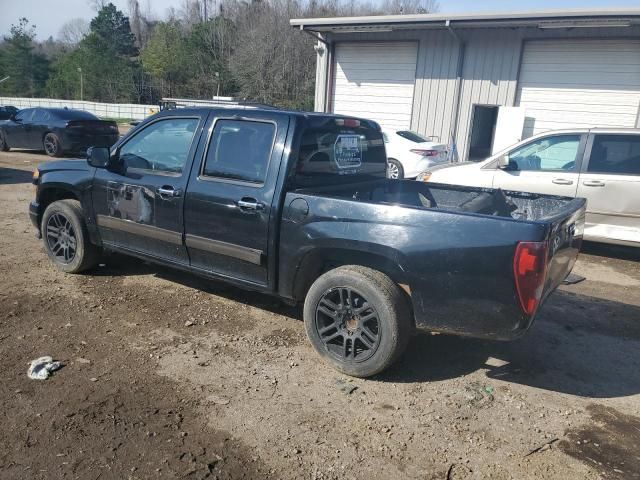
[508,135,581,172]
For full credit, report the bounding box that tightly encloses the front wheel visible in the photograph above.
[0,130,9,151]
[43,133,63,157]
[303,266,412,378]
[41,199,100,273]
[387,159,404,179]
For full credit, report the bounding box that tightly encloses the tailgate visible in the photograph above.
[541,198,586,301]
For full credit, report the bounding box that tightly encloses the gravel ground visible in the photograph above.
[1,150,639,480]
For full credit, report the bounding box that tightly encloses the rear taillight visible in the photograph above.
[513,241,549,316]
[410,149,439,157]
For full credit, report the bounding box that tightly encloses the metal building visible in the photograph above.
[291,8,640,161]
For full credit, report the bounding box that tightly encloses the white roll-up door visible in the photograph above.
[331,42,418,131]
[517,39,640,137]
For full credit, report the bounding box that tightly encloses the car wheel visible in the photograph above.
[0,131,9,152]
[387,159,404,179]
[43,133,63,157]
[304,265,412,378]
[41,199,100,273]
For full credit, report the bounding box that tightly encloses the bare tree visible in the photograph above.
[379,0,439,14]
[87,0,109,11]
[57,18,90,45]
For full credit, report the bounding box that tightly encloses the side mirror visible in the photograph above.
[87,146,110,168]
[497,155,509,169]
[12,115,21,123]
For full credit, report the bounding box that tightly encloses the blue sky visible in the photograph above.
[0,0,637,40]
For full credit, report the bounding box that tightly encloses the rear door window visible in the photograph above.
[31,109,50,122]
[295,118,386,186]
[588,135,640,175]
[202,119,276,184]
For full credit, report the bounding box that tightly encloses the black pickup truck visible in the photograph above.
[29,108,586,377]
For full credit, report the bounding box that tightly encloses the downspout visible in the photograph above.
[446,20,465,162]
[299,26,332,112]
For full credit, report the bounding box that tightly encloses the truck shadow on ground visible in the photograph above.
[0,166,34,185]
[382,290,640,398]
[96,254,640,399]
[581,241,640,262]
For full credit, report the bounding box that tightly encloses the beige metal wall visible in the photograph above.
[454,29,522,160]
[315,25,640,160]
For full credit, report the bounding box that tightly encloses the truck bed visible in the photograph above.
[299,179,580,223]
[280,179,586,340]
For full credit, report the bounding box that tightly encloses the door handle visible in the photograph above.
[583,180,605,187]
[552,178,573,185]
[156,186,182,197]
[237,198,265,211]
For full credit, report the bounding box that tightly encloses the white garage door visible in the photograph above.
[331,42,418,131]
[517,39,640,137]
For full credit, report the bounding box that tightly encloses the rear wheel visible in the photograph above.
[0,131,9,151]
[387,159,404,179]
[303,266,412,378]
[41,199,100,273]
[43,133,63,157]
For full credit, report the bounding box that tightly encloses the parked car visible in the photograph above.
[383,129,448,179]
[417,128,640,247]
[0,105,19,120]
[29,108,585,377]
[0,107,119,157]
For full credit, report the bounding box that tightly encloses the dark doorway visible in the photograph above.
[468,105,499,161]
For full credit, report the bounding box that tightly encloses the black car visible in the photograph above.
[0,105,18,120]
[0,107,119,157]
[28,107,586,377]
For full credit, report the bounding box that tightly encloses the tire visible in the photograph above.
[387,159,404,179]
[41,199,100,273]
[0,130,9,152]
[43,132,63,157]
[303,265,412,378]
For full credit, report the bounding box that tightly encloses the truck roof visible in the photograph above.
[153,106,381,128]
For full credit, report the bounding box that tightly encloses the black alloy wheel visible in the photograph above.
[44,133,61,157]
[45,212,77,264]
[315,286,381,363]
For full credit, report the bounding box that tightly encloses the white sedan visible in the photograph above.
[383,130,448,179]
[417,128,640,247]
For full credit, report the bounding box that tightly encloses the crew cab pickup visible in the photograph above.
[29,108,586,377]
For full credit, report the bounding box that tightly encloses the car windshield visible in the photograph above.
[396,130,431,143]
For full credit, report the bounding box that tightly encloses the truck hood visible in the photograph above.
[37,159,90,174]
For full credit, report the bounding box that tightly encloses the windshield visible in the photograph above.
[396,130,431,143]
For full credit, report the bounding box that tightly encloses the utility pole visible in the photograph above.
[77,67,83,101]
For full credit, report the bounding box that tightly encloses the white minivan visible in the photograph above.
[418,129,640,247]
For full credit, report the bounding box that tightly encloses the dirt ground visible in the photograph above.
[1,149,639,480]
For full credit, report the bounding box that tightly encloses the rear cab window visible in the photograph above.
[293,117,386,186]
[588,134,640,175]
